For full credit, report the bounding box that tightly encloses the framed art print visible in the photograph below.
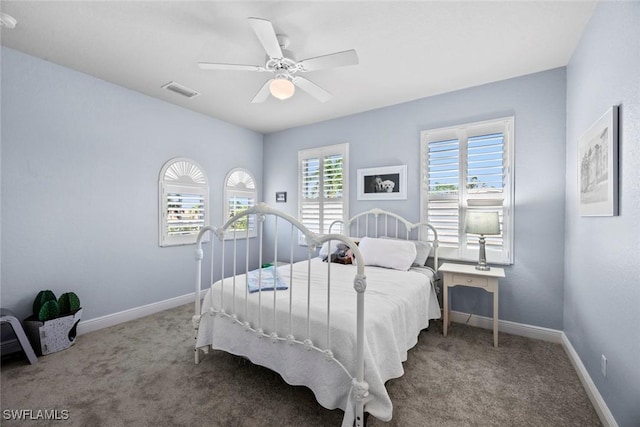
[578,105,619,216]
[357,165,407,200]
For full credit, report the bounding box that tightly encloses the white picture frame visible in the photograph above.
[578,105,619,216]
[357,165,407,200]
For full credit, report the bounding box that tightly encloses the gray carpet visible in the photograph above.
[1,304,601,426]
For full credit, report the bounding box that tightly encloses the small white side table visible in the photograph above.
[439,262,505,347]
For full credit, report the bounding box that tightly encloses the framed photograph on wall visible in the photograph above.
[275,191,287,203]
[578,105,619,216]
[357,165,407,200]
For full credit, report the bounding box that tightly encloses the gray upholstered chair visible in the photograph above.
[1,308,37,364]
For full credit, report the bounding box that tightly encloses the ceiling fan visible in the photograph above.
[198,17,359,103]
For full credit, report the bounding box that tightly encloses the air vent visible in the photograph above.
[0,13,17,29]
[161,81,200,99]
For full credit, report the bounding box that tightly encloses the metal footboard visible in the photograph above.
[192,203,368,427]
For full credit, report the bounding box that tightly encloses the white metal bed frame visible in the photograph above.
[192,203,439,426]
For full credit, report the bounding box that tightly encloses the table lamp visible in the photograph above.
[464,211,500,271]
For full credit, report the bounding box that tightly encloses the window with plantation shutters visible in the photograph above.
[299,143,349,243]
[159,158,209,247]
[421,117,514,264]
[224,168,257,239]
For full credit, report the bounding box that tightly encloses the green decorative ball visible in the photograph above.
[38,300,60,321]
[58,292,81,314]
[33,290,57,316]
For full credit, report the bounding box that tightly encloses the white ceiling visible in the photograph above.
[0,1,596,134]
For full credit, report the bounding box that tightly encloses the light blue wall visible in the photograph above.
[565,2,640,426]
[1,47,263,321]
[264,68,567,329]
[2,6,637,422]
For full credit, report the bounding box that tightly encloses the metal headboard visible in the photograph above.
[329,208,440,271]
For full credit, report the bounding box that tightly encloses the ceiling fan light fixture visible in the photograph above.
[269,78,295,100]
[199,18,358,103]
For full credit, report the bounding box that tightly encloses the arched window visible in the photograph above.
[224,168,257,239]
[159,158,209,247]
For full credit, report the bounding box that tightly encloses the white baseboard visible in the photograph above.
[561,333,619,427]
[448,311,617,427]
[448,310,564,343]
[77,290,207,336]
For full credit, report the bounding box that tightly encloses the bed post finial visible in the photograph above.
[353,274,367,293]
[214,228,225,241]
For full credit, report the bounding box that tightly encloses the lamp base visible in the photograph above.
[476,235,490,271]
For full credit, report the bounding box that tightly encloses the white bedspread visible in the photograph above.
[196,258,440,423]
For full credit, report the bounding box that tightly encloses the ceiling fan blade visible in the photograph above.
[198,62,264,72]
[297,49,359,72]
[248,17,283,59]
[251,79,273,103]
[292,76,332,103]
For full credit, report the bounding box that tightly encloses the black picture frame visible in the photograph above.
[276,191,287,203]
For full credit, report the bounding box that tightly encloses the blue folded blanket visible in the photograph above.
[247,266,289,293]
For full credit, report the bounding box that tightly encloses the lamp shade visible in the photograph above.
[269,78,295,100]
[464,211,500,235]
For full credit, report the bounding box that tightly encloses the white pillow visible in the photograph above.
[412,241,433,267]
[381,236,433,266]
[357,237,417,271]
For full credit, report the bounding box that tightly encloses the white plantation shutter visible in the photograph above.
[166,190,206,235]
[159,158,209,247]
[224,168,257,238]
[301,157,321,233]
[425,137,461,249]
[421,118,514,264]
[322,154,345,228]
[299,144,349,243]
[465,133,507,257]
